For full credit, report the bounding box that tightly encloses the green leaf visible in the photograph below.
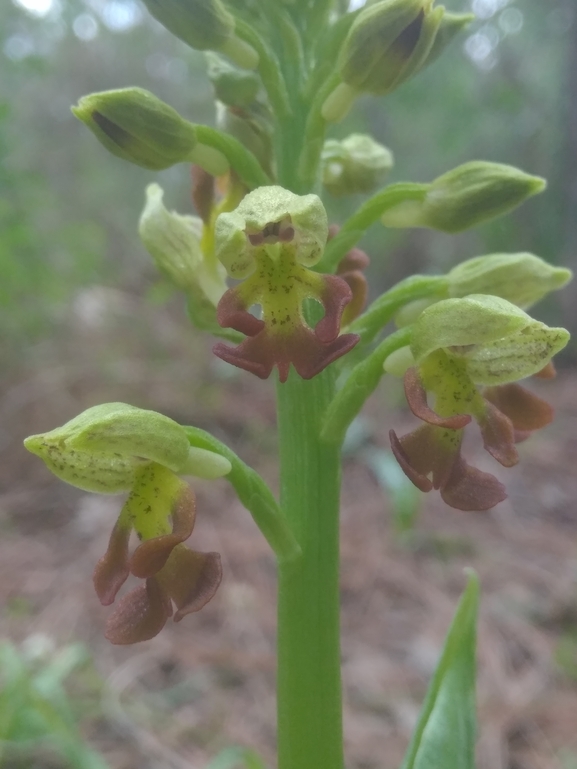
[205,746,267,769]
[400,571,479,769]
[184,426,301,563]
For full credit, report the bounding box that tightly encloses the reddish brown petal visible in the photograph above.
[214,326,359,383]
[93,521,131,606]
[389,424,460,492]
[337,247,370,274]
[217,286,265,337]
[441,455,507,512]
[191,165,215,224]
[404,368,471,429]
[315,274,353,344]
[158,545,223,622]
[339,270,368,325]
[105,577,172,645]
[483,383,554,432]
[477,401,518,468]
[534,361,556,379]
[130,486,196,579]
[390,428,433,492]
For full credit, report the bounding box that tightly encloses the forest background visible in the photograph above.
[1,1,577,768]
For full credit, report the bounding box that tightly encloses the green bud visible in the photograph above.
[410,295,570,385]
[72,88,198,171]
[448,252,572,310]
[381,161,546,232]
[421,11,474,69]
[139,183,227,306]
[24,403,231,493]
[323,0,444,121]
[141,0,258,68]
[206,53,260,108]
[215,186,328,278]
[321,134,394,196]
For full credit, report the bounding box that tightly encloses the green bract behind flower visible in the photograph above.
[448,253,572,309]
[410,295,570,385]
[322,134,394,196]
[381,161,545,232]
[24,403,230,493]
[72,88,199,171]
[215,186,328,278]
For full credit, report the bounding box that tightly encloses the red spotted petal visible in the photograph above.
[404,368,472,429]
[93,520,131,606]
[441,454,507,511]
[483,383,554,432]
[157,544,223,622]
[105,577,173,645]
[130,485,196,579]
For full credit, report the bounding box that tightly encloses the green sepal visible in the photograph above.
[400,571,479,769]
[411,295,570,384]
[24,403,191,493]
[421,11,475,69]
[215,186,328,278]
[72,88,198,171]
[184,426,301,563]
[447,252,572,310]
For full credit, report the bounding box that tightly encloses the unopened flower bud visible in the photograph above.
[448,252,572,309]
[323,0,444,122]
[206,53,260,108]
[410,295,569,385]
[139,183,227,306]
[141,0,258,69]
[24,403,231,493]
[322,134,394,196]
[421,11,474,69]
[381,161,546,233]
[73,88,198,171]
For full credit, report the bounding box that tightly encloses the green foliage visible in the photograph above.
[0,639,108,769]
[400,572,479,769]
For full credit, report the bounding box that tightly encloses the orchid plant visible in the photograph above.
[24,1,572,767]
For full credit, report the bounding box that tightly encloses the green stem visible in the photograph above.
[321,327,412,446]
[276,367,344,769]
[317,182,429,272]
[349,274,448,345]
[193,124,271,189]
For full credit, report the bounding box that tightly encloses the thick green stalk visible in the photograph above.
[276,367,344,769]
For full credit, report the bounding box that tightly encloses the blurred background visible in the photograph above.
[1,0,577,767]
